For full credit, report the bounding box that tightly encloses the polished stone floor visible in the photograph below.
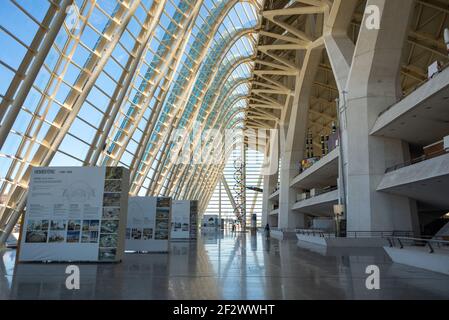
[1,231,449,300]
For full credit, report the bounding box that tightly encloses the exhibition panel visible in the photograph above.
[171,200,190,240]
[19,167,129,262]
[201,215,220,231]
[171,200,198,240]
[126,196,171,253]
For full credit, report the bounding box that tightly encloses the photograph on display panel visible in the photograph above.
[48,231,66,243]
[105,167,124,180]
[67,220,81,231]
[25,231,48,244]
[103,208,120,219]
[157,197,171,208]
[143,228,153,240]
[66,231,80,243]
[99,248,117,262]
[103,193,121,207]
[101,220,120,234]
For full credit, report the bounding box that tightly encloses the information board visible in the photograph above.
[201,214,219,232]
[170,200,198,240]
[125,197,171,252]
[19,166,129,262]
[171,200,190,240]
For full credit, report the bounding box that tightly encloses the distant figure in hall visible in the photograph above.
[264,223,270,239]
[231,223,236,232]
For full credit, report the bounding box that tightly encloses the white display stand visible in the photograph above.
[170,200,198,240]
[201,214,219,232]
[18,166,129,262]
[125,196,171,253]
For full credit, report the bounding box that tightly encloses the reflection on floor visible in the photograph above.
[1,231,449,299]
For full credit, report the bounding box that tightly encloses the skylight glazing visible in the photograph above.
[0,0,263,233]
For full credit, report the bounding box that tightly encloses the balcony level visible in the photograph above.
[371,66,449,146]
[292,188,339,217]
[290,148,339,190]
[268,189,280,201]
[377,152,449,209]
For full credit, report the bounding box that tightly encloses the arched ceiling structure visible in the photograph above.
[1,0,449,236]
[0,0,263,233]
[245,0,449,155]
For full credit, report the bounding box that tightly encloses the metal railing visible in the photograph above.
[271,227,297,233]
[385,149,448,173]
[345,230,414,238]
[269,189,279,199]
[386,236,449,253]
[296,229,415,239]
[295,229,333,238]
[296,186,338,203]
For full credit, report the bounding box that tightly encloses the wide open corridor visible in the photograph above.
[1,231,449,300]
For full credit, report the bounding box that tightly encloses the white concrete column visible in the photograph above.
[324,0,358,216]
[344,0,418,232]
[278,45,323,229]
[262,173,277,227]
[262,129,279,227]
[324,0,358,93]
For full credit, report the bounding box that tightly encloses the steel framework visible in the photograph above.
[0,0,263,244]
[1,0,449,244]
